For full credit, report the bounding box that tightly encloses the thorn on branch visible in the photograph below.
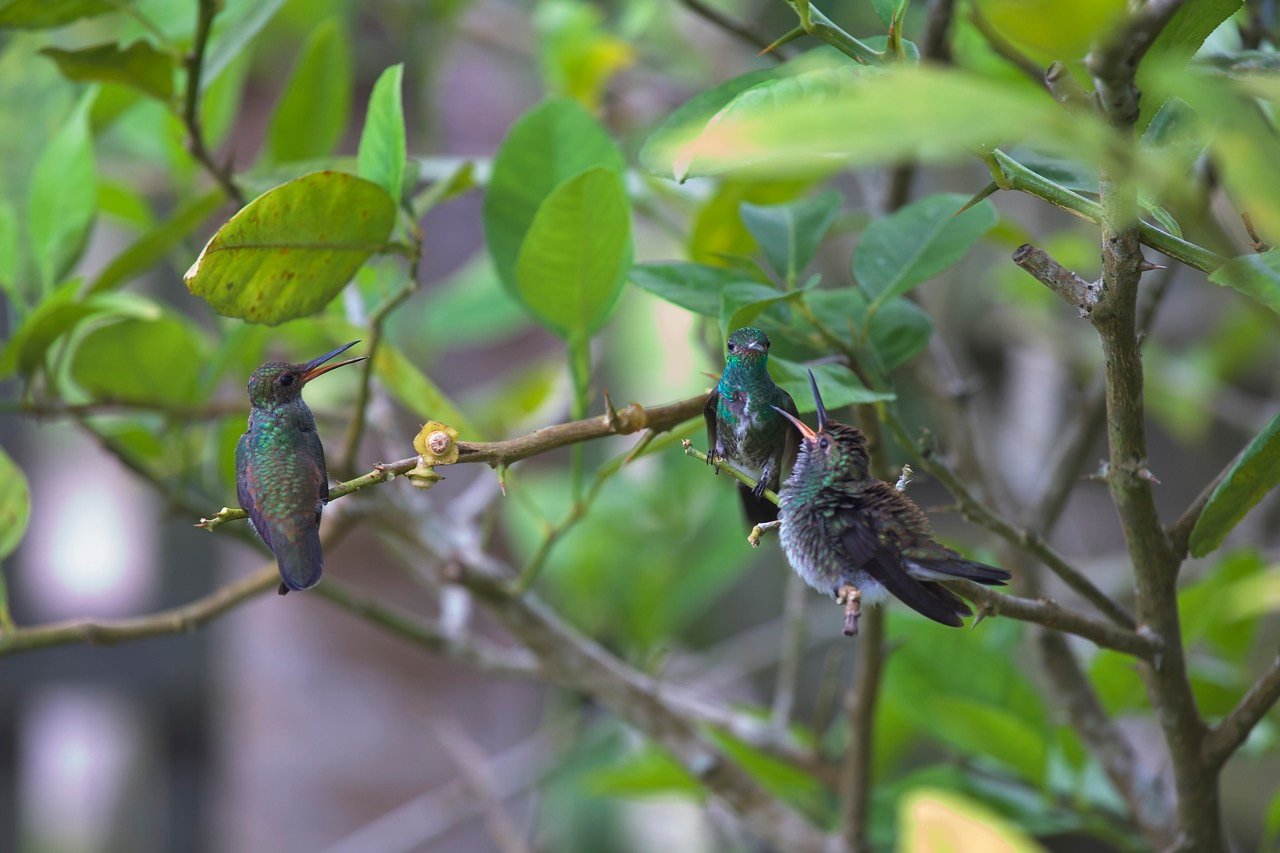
[602,389,621,431]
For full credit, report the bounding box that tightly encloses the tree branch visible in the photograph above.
[183,0,245,206]
[198,393,709,529]
[886,413,1136,628]
[1087,0,1190,128]
[1202,655,1280,769]
[1039,630,1176,842]
[1013,243,1100,317]
[678,0,789,60]
[836,608,883,853]
[948,580,1159,658]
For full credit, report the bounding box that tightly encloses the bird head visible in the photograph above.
[772,369,871,482]
[725,327,771,363]
[247,340,365,408]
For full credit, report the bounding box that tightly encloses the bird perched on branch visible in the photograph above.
[237,341,365,595]
[772,371,1010,635]
[705,327,799,526]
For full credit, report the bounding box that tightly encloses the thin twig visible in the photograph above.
[886,412,1136,628]
[183,0,245,206]
[431,719,533,853]
[678,0,789,60]
[770,573,808,729]
[967,0,1046,86]
[948,580,1159,658]
[1202,655,1280,769]
[1039,630,1176,842]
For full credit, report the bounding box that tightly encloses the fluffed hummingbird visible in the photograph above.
[705,327,800,526]
[772,371,1010,634]
[236,341,365,595]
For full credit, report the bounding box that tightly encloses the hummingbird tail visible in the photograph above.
[273,527,325,592]
[905,557,1010,586]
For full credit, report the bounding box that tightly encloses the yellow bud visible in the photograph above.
[412,420,459,465]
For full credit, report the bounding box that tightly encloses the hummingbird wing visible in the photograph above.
[703,389,721,458]
[235,432,273,552]
[775,386,800,486]
[835,487,970,627]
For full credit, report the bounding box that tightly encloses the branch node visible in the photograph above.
[748,520,781,548]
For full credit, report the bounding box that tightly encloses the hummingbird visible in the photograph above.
[772,371,1010,634]
[705,327,800,526]
[236,341,365,596]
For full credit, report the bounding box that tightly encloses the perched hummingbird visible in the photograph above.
[772,372,1010,633]
[236,341,365,596]
[705,327,800,526]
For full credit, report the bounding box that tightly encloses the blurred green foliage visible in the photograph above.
[2,0,1280,848]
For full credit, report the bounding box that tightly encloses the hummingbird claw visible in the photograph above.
[836,583,861,637]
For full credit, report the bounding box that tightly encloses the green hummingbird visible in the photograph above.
[236,341,365,595]
[772,371,1010,633]
[705,327,800,525]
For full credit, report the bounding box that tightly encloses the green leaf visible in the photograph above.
[1136,0,1243,131]
[739,190,842,285]
[40,41,175,101]
[373,344,481,439]
[709,731,836,826]
[639,66,778,180]
[719,280,805,338]
[204,0,286,82]
[854,192,997,308]
[28,91,97,289]
[405,254,528,348]
[91,189,224,293]
[629,262,750,317]
[872,0,896,26]
[1189,409,1280,557]
[1207,251,1280,318]
[672,65,1117,182]
[264,18,353,164]
[771,358,895,412]
[806,287,934,371]
[357,63,406,203]
[0,0,115,29]
[186,171,394,322]
[184,171,396,325]
[1180,550,1265,655]
[0,445,30,561]
[71,315,209,404]
[0,200,20,308]
[484,97,624,294]
[513,166,632,340]
[0,281,161,380]
[586,747,702,798]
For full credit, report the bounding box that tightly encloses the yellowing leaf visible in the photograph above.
[899,788,1045,853]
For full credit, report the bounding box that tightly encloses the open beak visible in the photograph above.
[807,369,828,431]
[771,405,817,440]
[300,340,366,383]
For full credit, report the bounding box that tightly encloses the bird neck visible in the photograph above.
[250,397,309,427]
[719,354,773,394]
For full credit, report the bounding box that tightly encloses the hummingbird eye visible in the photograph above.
[727,342,736,352]
[818,437,830,451]
[278,373,295,387]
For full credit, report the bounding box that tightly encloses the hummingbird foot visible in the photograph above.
[747,520,781,548]
[836,583,862,637]
[750,477,768,499]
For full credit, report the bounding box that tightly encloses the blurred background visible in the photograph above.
[2,0,1280,850]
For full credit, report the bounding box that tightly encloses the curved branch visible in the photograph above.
[1202,655,1280,769]
[183,0,245,206]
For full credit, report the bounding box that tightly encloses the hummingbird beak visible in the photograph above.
[807,369,828,431]
[771,405,817,440]
[300,340,366,384]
